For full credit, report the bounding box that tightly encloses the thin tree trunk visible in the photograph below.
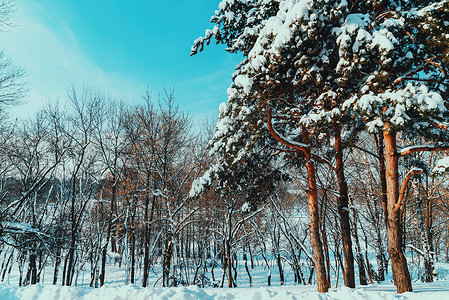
[100,175,117,287]
[350,202,368,286]
[220,242,226,288]
[425,185,435,281]
[66,173,79,287]
[2,252,13,282]
[66,226,76,286]
[375,133,388,280]
[261,250,271,286]
[110,176,118,254]
[276,253,284,286]
[130,228,135,284]
[99,246,107,287]
[142,211,150,287]
[334,126,356,288]
[243,250,252,287]
[62,254,68,286]
[375,220,386,281]
[321,227,331,289]
[417,195,434,282]
[375,133,389,227]
[53,250,61,285]
[162,232,173,287]
[142,180,156,287]
[29,251,37,285]
[226,239,233,288]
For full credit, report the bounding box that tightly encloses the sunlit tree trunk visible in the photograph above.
[305,152,328,293]
[383,128,413,293]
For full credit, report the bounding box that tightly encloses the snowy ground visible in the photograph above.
[1,281,449,300]
[1,256,449,299]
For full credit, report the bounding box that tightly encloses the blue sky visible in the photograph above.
[0,0,242,121]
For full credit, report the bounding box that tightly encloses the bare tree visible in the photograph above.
[0,1,26,114]
[63,86,103,286]
[93,99,128,286]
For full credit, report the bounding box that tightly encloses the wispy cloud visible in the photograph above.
[1,0,146,116]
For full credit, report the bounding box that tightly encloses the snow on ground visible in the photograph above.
[1,281,449,300]
[1,254,449,299]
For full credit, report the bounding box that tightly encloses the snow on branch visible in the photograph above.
[413,0,449,17]
[432,156,449,174]
[407,244,425,256]
[1,222,39,234]
[189,163,222,198]
[399,144,449,156]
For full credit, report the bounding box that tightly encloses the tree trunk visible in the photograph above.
[65,229,76,286]
[66,176,78,287]
[243,251,252,287]
[425,188,435,281]
[276,253,284,286]
[321,228,331,288]
[53,250,61,285]
[267,113,327,292]
[375,133,389,280]
[334,127,355,288]
[130,229,135,284]
[110,176,117,254]
[2,252,13,282]
[142,184,156,287]
[62,254,68,286]
[375,133,389,227]
[261,251,271,286]
[162,232,174,287]
[375,220,386,282]
[383,129,413,293]
[220,242,226,288]
[99,246,107,287]
[350,202,368,285]
[417,195,434,282]
[225,239,233,288]
[142,205,150,287]
[29,252,37,285]
[305,153,328,293]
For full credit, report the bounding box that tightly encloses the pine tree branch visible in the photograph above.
[266,107,309,153]
[395,168,423,212]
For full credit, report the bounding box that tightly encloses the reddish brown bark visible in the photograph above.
[267,110,328,292]
[383,128,413,293]
[305,154,329,293]
[267,112,328,292]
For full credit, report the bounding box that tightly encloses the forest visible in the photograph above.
[1,0,449,298]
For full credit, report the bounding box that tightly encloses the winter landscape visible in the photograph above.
[1,0,449,299]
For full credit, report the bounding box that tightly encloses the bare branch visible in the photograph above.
[395,168,423,212]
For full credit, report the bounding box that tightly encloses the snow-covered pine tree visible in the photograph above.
[192,0,449,294]
[193,0,353,293]
[341,0,449,293]
[188,73,291,288]
[191,0,279,56]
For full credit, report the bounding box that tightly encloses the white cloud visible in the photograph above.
[0,0,145,117]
